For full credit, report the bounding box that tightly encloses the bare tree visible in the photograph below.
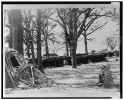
[81,8,109,55]
[50,8,90,68]
[40,9,57,58]
[109,8,119,23]
[104,35,119,51]
[50,8,109,68]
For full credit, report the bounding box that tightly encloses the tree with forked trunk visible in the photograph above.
[50,8,112,68]
[80,8,109,55]
[50,8,89,68]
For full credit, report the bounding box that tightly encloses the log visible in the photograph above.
[19,78,31,85]
[33,67,58,85]
[33,68,47,83]
[17,65,29,74]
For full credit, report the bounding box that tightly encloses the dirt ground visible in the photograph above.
[4,56,120,98]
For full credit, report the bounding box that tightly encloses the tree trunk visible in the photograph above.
[65,32,69,56]
[71,43,77,68]
[65,40,69,56]
[9,10,23,55]
[9,28,12,48]
[37,39,43,71]
[45,38,49,58]
[17,19,23,55]
[30,42,36,64]
[12,25,18,51]
[8,11,13,48]
[26,45,30,58]
[37,9,43,73]
[84,35,88,55]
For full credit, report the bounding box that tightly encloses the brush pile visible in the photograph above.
[5,49,57,89]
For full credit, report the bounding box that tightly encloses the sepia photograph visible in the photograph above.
[2,1,122,99]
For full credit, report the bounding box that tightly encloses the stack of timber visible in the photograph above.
[5,49,57,89]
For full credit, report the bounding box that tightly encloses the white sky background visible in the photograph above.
[3,3,119,56]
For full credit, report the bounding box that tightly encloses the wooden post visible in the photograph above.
[30,65,35,85]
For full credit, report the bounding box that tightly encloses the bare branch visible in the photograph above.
[90,13,111,18]
[81,32,85,36]
[87,38,95,41]
[47,24,56,34]
[48,37,61,44]
[49,17,64,28]
[85,16,97,31]
[77,8,96,38]
[77,9,87,17]
[56,9,65,25]
[77,18,86,38]
[4,24,11,28]
[50,17,69,39]
[78,8,94,26]
[87,22,108,36]
[78,20,85,27]
[85,8,104,31]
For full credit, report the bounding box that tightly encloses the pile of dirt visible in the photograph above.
[5,49,57,89]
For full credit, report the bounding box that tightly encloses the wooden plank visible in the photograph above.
[5,64,16,88]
